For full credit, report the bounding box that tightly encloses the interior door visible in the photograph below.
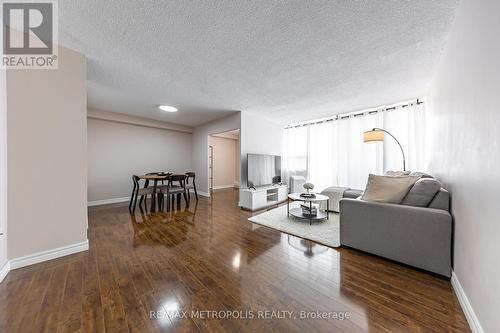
[209,145,214,195]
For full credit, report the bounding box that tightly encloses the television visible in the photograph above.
[247,153,281,188]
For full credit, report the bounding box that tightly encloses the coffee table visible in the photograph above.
[287,193,329,225]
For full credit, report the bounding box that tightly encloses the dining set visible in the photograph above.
[129,172,198,212]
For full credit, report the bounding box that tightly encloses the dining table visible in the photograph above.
[137,173,169,212]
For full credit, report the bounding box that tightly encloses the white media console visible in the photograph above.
[239,184,288,211]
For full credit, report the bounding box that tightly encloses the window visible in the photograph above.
[283,101,426,190]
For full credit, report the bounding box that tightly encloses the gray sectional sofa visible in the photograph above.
[339,174,453,277]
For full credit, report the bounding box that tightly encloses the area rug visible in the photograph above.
[248,202,340,248]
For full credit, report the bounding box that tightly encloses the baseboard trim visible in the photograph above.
[9,240,89,270]
[451,271,484,333]
[0,261,10,283]
[213,185,236,190]
[88,190,214,205]
[88,196,130,207]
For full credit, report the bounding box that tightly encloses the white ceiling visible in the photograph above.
[59,0,459,127]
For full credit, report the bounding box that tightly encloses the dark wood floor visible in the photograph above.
[0,189,470,332]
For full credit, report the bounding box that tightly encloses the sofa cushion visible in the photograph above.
[401,178,442,207]
[361,174,421,204]
[428,188,450,211]
[343,189,364,199]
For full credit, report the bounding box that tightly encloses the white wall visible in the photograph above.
[427,0,499,331]
[208,136,238,188]
[87,116,192,202]
[192,113,241,194]
[0,69,7,272]
[235,135,241,185]
[7,46,88,259]
[240,112,283,188]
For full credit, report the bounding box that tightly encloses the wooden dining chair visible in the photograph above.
[159,174,188,211]
[185,172,198,201]
[129,175,155,212]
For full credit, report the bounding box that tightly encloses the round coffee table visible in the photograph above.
[287,193,329,225]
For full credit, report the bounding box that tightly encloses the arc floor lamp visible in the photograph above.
[363,128,406,171]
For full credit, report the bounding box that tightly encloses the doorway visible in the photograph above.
[208,129,240,194]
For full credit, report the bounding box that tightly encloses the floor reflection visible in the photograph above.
[286,236,328,257]
[243,225,282,263]
[129,198,199,247]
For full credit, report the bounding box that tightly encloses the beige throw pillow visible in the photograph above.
[361,174,421,204]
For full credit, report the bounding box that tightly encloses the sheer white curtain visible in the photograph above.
[382,103,426,172]
[283,126,308,185]
[283,102,425,191]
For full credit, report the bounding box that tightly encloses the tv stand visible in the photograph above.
[240,184,288,211]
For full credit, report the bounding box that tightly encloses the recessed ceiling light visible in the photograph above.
[158,105,178,112]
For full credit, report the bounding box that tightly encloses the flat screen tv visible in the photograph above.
[247,153,281,188]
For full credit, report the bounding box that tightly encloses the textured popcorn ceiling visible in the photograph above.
[59,0,459,126]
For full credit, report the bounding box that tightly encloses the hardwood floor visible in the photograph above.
[0,189,470,332]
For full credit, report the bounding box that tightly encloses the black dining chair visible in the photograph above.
[146,172,171,208]
[147,172,170,184]
[129,175,155,212]
[185,172,198,201]
[159,174,188,211]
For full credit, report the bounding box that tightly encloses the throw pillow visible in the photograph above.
[385,170,411,177]
[409,171,434,179]
[401,178,442,207]
[361,174,421,204]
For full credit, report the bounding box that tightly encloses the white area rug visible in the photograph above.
[248,203,340,248]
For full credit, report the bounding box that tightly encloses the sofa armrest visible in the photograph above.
[339,198,452,277]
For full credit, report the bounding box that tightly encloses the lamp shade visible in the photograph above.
[363,129,384,143]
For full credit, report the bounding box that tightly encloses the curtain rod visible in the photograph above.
[285,98,424,129]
